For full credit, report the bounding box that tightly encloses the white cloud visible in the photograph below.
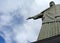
[0,14,12,26]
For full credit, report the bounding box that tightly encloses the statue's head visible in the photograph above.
[49,1,55,7]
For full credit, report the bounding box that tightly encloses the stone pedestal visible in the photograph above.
[32,35,60,43]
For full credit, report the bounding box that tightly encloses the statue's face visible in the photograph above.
[49,1,55,7]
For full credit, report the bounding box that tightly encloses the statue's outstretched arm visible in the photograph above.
[27,7,50,20]
[33,7,50,20]
[33,13,43,20]
[27,13,43,20]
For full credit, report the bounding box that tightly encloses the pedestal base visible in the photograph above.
[32,35,60,43]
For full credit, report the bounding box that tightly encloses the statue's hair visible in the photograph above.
[49,1,55,7]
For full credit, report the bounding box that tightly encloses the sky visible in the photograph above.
[0,0,60,43]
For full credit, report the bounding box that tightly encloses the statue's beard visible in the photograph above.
[50,5,54,7]
[50,3,55,7]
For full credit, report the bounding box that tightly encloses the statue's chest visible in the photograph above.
[44,7,60,19]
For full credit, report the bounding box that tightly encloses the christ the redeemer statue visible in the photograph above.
[27,1,60,41]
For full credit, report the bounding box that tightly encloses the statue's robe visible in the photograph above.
[33,4,60,41]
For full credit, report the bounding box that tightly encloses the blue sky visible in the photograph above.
[0,0,60,43]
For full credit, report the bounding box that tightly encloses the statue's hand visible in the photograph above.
[26,17,34,20]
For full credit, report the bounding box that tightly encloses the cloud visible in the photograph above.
[9,9,24,26]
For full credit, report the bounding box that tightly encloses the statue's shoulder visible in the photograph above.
[55,4,60,10]
[41,7,50,13]
[56,4,60,6]
[55,4,60,7]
